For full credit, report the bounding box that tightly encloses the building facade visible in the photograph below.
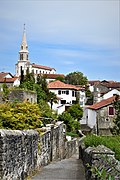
[15,26,56,78]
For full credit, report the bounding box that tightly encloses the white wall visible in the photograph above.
[49,89,76,104]
[88,109,96,128]
[102,89,120,100]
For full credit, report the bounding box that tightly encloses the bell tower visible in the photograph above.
[16,24,30,77]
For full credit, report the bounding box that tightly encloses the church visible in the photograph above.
[15,25,57,78]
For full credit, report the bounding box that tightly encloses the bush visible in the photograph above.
[58,111,80,133]
[0,102,42,130]
[84,135,120,161]
[67,104,83,120]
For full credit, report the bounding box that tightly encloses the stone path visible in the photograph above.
[31,153,86,180]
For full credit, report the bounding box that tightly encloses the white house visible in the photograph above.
[81,95,118,135]
[0,72,20,91]
[48,80,85,114]
[101,89,120,100]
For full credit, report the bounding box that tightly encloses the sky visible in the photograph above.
[0,0,120,81]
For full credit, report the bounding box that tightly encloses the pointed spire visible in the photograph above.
[21,23,28,50]
[19,24,29,61]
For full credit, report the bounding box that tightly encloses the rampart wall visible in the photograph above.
[0,122,77,180]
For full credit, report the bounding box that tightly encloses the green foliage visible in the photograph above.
[0,102,43,130]
[2,82,10,102]
[34,83,47,103]
[87,163,115,180]
[20,72,35,91]
[65,71,88,85]
[67,104,83,120]
[66,131,79,137]
[113,96,120,135]
[84,135,120,161]
[58,112,80,133]
[38,99,57,120]
[55,76,65,82]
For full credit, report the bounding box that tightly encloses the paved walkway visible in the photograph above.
[32,153,86,180]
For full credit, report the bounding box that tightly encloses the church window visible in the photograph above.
[20,54,23,60]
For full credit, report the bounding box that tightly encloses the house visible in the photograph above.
[0,72,20,91]
[93,81,120,103]
[88,80,100,92]
[48,80,86,114]
[81,95,118,136]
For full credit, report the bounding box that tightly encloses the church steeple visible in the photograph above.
[19,24,29,61]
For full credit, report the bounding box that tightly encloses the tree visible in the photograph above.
[65,71,88,86]
[55,76,65,82]
[2,82,9,102]
[113,95,120,134]
[58,112,75,132]
[58,111,80,133]
[67,104,83,120]
[19,72,35,91]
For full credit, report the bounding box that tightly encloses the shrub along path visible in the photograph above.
[32,153,85,180]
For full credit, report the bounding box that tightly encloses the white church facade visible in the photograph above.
[15,26,56,78]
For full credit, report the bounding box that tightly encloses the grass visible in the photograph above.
[66,131,79,137]
[84,135,120,161]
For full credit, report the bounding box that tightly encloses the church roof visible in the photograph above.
[32,63,55,71]
[45,74,65,79]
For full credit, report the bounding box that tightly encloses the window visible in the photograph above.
[20,54,23,60]
[61,100,66,104]
[36,70,38,74]
[66,90,69,95]
[62,91,66,94]
[72,91,74,97]
[109,106,114,115]
[58,90,61,95]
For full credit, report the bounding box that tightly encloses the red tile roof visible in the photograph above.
[0,72,13,79]
[0,77,18,83]
[48,80,81,90]
[32,63,55,71]
[88,96,117,110]
[88,80,100,86]
[45,74,65,79]
[102,82,120,89]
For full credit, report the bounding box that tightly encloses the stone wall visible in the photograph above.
[0,122,78,180]
[79,144,120,180]
[0,89,37,103]
[0,129,38,180]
